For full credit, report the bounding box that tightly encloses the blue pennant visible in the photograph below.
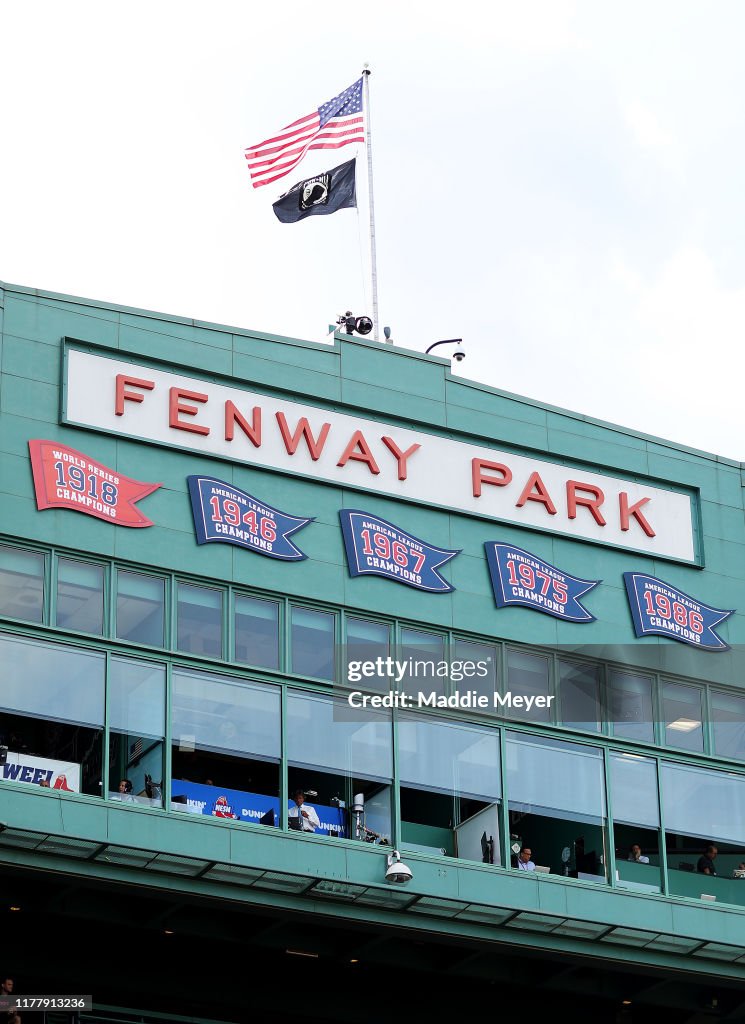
[485,542,600,623]
[623,572,733,651]
[340,510,459,593]
[188,476,312,561]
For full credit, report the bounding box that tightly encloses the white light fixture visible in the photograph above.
[667,718,700,732]
[385,850,413,884]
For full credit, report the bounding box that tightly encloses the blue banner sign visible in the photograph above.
[170,781,346,835]
[485,542,599,622]
[623,572,733,651]
[340,509,459,593]
[187,476,312,560]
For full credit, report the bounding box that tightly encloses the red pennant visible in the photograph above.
[29,440,161,528]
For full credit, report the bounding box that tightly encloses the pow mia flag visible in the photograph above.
[272,158,357,223]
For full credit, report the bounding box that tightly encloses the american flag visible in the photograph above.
[245,78,365,190]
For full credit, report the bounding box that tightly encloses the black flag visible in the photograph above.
[272,159,357,223]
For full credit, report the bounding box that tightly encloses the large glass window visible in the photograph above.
[287,691,392,842]
[662,681,703,752]
[505,650,551,722]
[108,657,166,808]
[291,606,335,680]
[56,558,104,635]
[398,714,501,864]
[0,546,44,623]
[506,732,607,881]
[609,670,654,744]
[610,752,661,892]
[0,633,103,795]
[711,690,745,761]
[116,571,165,647]
[235,595,279,670]
[171,668,280,825]
[177,584,223,659]
[662,761,745,904]
[662,762,745,848]
[558,660,601,732]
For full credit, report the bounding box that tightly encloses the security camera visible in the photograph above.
[385,850,413,884]
[425,338,464,360]
[336,311,373,336]
[386,862,413,884]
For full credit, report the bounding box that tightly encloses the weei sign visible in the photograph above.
[63,346,696,561]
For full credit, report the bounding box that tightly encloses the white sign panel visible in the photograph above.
[1,752,81,791]
[64,348,697,561]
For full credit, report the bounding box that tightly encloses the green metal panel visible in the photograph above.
[4,281,745,978]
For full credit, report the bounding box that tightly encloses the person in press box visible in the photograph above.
[697,844,718,876]
[289,789,320,832]
[627,844,650,864]
[517,846,536,871]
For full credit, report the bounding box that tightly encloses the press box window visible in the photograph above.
[662,760,745,905]
[234,595,279,671]
[662,681,704,753]
[0,632,104,796]
[177,583,223,659]
[558,660,601,732]
[291,606,335,680]
[171,668,280,826]
[397,627,446,696]
[609,670,654,744]
[398,714,502,865]
[55,558,105,635]
[454,640,498,707]
[116,570,165,647]
[344,617,391,692]
[506,732,607,882]
[0,545,44,623]
[711,690,745,761]
[287,691,392,842]
[505,650,551,722]
[108,656,166,808]
[610,751,662,894]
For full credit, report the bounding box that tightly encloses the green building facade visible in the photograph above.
[1,281,745,1021]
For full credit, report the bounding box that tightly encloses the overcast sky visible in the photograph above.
[2,1,745,459]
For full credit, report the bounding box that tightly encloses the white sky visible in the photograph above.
[2,1,745,459]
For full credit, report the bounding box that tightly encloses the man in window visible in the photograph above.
[517,846,535,871]
[627,844,650,865]
[289,789,320,833]
[113,778,135,803]
[697,844,718,876]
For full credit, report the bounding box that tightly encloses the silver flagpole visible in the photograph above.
[362,66,382,342]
